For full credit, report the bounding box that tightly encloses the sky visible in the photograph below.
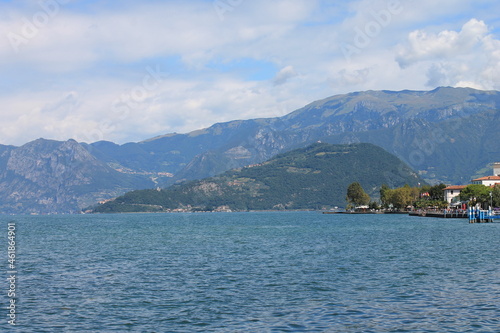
[1,0,500,146]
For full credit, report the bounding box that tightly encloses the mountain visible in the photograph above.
[93,143,424,213]
[0,139,153,214]
[1,87,499,214]
[85,87,500,186]
[316,109,500,184]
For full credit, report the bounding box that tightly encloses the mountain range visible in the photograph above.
[0,139,153,214]
[93,143,423,213]
[1,86,499,214]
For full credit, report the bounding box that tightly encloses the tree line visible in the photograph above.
[346,182,500,210]
[459,184,500,208]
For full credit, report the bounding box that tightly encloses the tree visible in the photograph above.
[346,182,370,207]
[459,184,492,206]
[409,185,421,203]
[391,185,413,209]
[492,184,500,207]
[415,183,447,208]
[381,184,444,210]
[380,184,391,208]
[369,201,380,210]
[429,183,447,201]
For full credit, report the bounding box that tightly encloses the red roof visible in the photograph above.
[443,185,467,191]
[472,176,500,181]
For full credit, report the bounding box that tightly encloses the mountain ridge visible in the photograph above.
[93,142,424,213]
[143,86,500,185]
[0,139,154,214]
[1,87,499,214]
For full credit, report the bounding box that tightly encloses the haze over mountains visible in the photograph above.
[1,87,499,214]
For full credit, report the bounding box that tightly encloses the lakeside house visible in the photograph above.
[471,176,500,186]
[443,185,467,204]
[443,163,500,204]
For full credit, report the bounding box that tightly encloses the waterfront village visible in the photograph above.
[95,162,500,221]
[410,162,500,222]
[443,162,500,206]
[339,162,500,223]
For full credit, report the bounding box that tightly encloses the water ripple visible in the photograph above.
[4,212,499,332]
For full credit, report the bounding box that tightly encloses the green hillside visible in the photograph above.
[93,143,423,213]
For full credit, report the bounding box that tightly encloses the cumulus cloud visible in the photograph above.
[0,0,325,145]
[1,1,500,145]
[273,66,297,86]
[396,18,500,90]
[396,19,489,68]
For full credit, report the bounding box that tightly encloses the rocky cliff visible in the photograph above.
[2,87,500,214]
[0,139,153,214]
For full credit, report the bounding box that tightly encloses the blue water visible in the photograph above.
[2,212,500,332]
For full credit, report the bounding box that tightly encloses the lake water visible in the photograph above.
[2,212,499,332]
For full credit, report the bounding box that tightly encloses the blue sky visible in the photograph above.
[1,0,500,145]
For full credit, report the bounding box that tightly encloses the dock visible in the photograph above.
[468,207,500,223]
[409,210,468,219]
[323,209,499,223]
[322,211,384,215]
[322,211,408,215]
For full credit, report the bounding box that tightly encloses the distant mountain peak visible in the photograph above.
[1,87,499,214]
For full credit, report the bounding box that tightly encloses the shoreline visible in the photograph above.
[323,210,470,219]
[322,211,408,215]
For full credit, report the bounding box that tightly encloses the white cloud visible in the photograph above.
[396,19,489,68]
[396,18,500,90]
[273,66,297,86]
[455,81,485,90]
[1,1,500,145]
[336,68,371,86]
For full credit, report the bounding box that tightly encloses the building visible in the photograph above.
[470,162,500,186]
[442,162,500,204]
[495,162,500,177]
[471,175,500,187]
[443,185,467,204]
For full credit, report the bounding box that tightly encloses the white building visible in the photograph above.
[443,185,467,204]
[494,162,500,177]
[471,162,500,186]
[442,162,500,204]
[471,175,500,187]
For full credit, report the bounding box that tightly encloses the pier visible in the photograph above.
[408,210,468,219]
[324,208,500,223]
[468,207,500,223]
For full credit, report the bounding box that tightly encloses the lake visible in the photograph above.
[2,212,499,332]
